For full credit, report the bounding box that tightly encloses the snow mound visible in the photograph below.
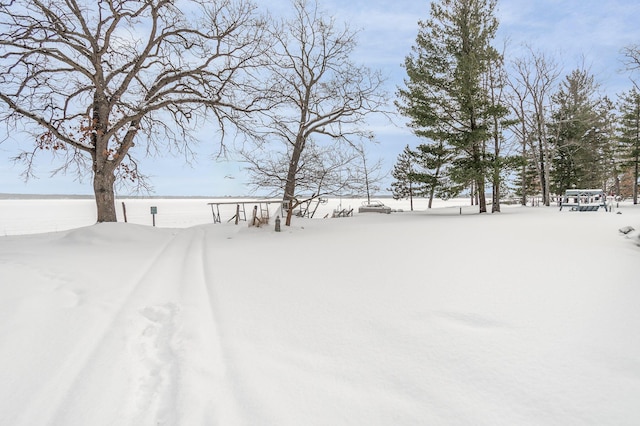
[59,222,176,245]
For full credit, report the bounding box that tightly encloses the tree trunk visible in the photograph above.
[90,90,119,223]
[520,153,527,206]
[492,136,501,213]
[409,181,414,211]
[543,158,552,206]
[492,177,501,213]
[428,186,435,209]
[538,140,549,206]
[473,144,487,213]
[469,181,475,205]
[634,156,639,204]
[477,178,487,213]
[93,170,117,223]
[283,135,305,226]
[519,115,528,206]
[536,98,551,206]
[428,163,442,209]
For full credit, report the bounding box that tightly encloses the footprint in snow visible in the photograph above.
[132,302,180,425]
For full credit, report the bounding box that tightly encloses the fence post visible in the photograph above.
[121,202,128,223]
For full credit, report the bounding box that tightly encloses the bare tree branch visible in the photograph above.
[239,0,388,225]
[0,0,269,221]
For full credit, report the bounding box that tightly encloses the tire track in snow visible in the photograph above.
[128,226,246,425]
[122,226,229,425]
[14,225,245,426]
[197,227,272,425]
[16,227,237,425]
[168,226,245,425]
[12,229,183,426]
[128,229,210,425]
[148,227,223,425]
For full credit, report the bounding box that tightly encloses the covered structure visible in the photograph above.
[559,189,607,211]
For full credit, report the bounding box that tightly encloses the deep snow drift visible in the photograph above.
[0,197,639,425]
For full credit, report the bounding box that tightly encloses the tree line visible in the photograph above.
[392,0,640,212]
[1,0,638,224]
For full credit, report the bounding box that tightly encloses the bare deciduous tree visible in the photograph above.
[484,44,517,213]
[0,0,267,221]
[506,46,560,206]
[351,143,384,205]
[240,0,387,226]
[623,44,640,88]
[243,140,360,205]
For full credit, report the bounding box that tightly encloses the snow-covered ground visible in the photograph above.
[1,196,639,425]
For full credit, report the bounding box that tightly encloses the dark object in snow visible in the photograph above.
[619,226,635,235]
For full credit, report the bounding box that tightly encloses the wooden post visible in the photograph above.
[121,202,128,223]
[235,204,240,225]
[252,205,258,226]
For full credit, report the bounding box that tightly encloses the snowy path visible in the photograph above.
[1,225,246,426]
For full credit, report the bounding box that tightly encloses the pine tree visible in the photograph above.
[549,69,610,193]
[594,96,619,193]
[513,156,541,205]
[389,145,419,210]
[397,0,501,213]
[618,87,640,204]
[410,142,458,208]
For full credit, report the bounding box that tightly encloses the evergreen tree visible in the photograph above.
[513,156,541,204]
[410,142,458,208]
[618,87,640,204]
[594,96,619,193]
[389,145,419,210]
[397,0,501,213]
[549,69,609,193]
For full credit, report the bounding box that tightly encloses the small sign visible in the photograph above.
[150,206,157,215]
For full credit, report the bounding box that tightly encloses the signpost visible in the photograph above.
[150,206,157,226]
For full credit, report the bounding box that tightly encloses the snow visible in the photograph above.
[1,197,639,425]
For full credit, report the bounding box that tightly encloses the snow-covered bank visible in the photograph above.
[0,200,639,425]
[0,196,470,236]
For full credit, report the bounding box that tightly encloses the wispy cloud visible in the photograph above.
[497,0,640,92]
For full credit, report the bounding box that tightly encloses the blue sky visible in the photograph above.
[1,0,640,196]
